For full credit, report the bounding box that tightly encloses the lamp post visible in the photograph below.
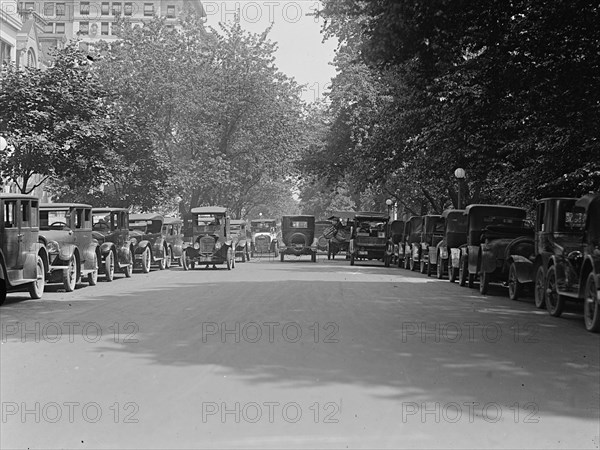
[386,199,393,220]
[454,168,466,209]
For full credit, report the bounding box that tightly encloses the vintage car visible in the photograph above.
[182,206,235,270]
[91,208,134,281]
[418,215,444,274]
[326,211,354,260]
[230,219,251,262]
[1,194,49,305]
[522,194,599,332]
[163,217,185,267]
[458,205,533,295]
[315,220,332,254]
[279,215,317,262]
[40,203,99,291]
[403,216,423,270]
[129,213,169,272]
[388,220,405,266]
[349,212,390,266]
[250,218,279,257]
[428,209,466,281]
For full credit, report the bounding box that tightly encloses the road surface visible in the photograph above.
[1,254,599,449]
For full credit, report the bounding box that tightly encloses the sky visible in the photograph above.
[202,1,339,102]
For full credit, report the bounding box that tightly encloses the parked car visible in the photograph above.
[1,194,49,305]
[403,216,423,270]
[524,194,599,332]
[458,205,532,294]
[349,212,390,266]
[326,211,354,260]
[388,220,405,266]
[91,208,134,281]
[230,219,251,262]
[279,215,317,262]
[315,220,332,254]
[182,207,235,270]
[129,213,169,272]
[428,209,466,281]
[40,203,99,291]
[418,215,444,274]
[250,218,279,257]
[163,217,185,267]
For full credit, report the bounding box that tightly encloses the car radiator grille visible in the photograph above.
[199,236,215,253]
[255,235,271,252]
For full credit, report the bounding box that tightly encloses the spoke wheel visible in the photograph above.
[449,266,458,283]
[123,249,133,278]
[420,259,426,274]
[141,247,151,273]
[409,256,416,271]
[458,256,467,286]
[158,247,167,270]
[583,273,600,332]
[104,250,115,282]
[479,270,490,294]
[436,254,445,279]
[546,266,565,317]
[508,263,522,301]
[182,251,190,271]
[534,265,546,309]
[165,247,172,269]
[87,252,99,285]
[28,255,45,299]
[63,255,77,292]
[0,279,6,305]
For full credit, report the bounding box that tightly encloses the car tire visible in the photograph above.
[479,270,489,295]
[534,265,546,309]
[141,247,151,273]
[409,256,416,271]
[241,252,246,263]
[227,256,232,270]
[468,272,475,289]
[584,272,600,332]
[182,251,190,271]
[0,279,6,305]
[384,254,390,267]
[436,254,445,279]
[419,259,426,274]
[28,255,45,299]
[508,263,522,301]
[449,266,458,283]
[158,247,167,270]
[88,252,99,285]
[546,265,565,317]
[104,250,115,282]
[165,247,172,269]
[63,255,78,292]
[427,260,433,277]
[458,256,467,287]
[123,249,133,278]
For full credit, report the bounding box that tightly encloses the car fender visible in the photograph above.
[57,243,77,262]
[99,242,115,257]
[480,245,496,274]
[23,251,40,280]
[450,248,461,268]
[82,243,99,271]
[134,240,151,254]
[507,255,534,283]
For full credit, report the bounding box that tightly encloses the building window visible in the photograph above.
[101,22,109,35]
[55,22,65,33]
[112,2,121,14]
[143,3,153,16]
[44,2,54,15]
[124,2,132,15]
[166,5,175,18]
[79,21,89,34]
[26,48,36,68]
[56,2,65,15]
[80,2,89,15]
[44,22,54,32]
[1,40,12,65]
[101,2,109,15]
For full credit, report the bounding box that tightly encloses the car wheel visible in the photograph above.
[419,259,426,274]
[458,256,467,286]
[241,252,246,263]
[583,272,600,332]
[104,250,115,282]
[165,247,172,269]
[427,260,433,277]
[158,247,167,270]
[87,252,99,286]
[534,265,546,309]
[468,272,475,289]
[227,256,232,270]
[28,255,45,299]
[63,255,78,292]
[546,266,565,317]
[0,279,6,305]
[409,256,416,271]
[508,263,522,301]
[449,266,458,283]
[479,270,489,295]
[142,247,151,273]
[123,249,133,278]
[384,254,390,267]
[436,254,445,279]
[182,251,190,271]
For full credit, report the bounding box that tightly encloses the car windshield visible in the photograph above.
[447,214,467,233]
[558,202,586,232]
[40,210,70,230]
[356,220,385,236]
[130,221,150,232]
[195,214,222,233]
[482,216,525,227]
[252,221,276,232]
[92,213,112,231]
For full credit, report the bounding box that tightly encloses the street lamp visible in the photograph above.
[0,136,7,152]
[386,199,393,220]
[454,168,466,209]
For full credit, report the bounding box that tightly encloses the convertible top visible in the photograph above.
[191,206,228,215]
[40,203,93,210]
[355,211,388,221]
[130,213,164,222]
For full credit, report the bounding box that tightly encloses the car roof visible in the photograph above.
[282,215,314,219]
[0,193,39,200]
[441,209,464,219]
[92,207,130,213]
[41,202,92,209]
[164,217,182,225]
[464,204,526,215]
[575,193,600,211]
[355,211,388,220]
[129,213,164,221]
[191,206,228,214]
[327,211,356,220]
[230,219,246,225]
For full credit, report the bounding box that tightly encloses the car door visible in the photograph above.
[17,199,38,269]
[2,199,21,269]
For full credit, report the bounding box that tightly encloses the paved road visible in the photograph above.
[1,255,599,449]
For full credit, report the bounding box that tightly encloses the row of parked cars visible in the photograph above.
[378,195,599,333]
[0,195,281,305]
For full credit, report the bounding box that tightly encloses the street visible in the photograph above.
[1,255,599,449]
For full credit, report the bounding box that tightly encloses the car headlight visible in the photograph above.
[46,240,59,254]
[194,242,200,249]
[215,241,222,250]
[130,237,138,246]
